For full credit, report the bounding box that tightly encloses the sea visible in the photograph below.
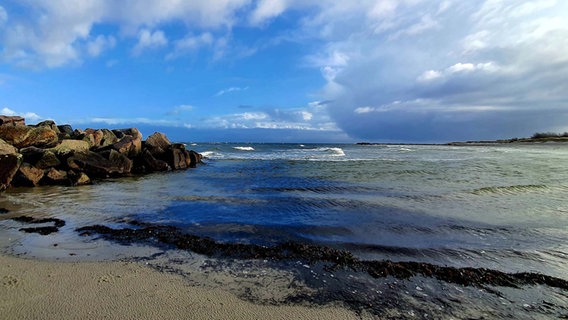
[1,142,568,318]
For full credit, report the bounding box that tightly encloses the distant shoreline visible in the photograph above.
[356,137,568,146]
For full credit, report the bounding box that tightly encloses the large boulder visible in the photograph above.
[12,163,44,187]
[112,128,142,140]
[51,139,90,157]
[0,116,25,127]
[19,127,59,148]
[166,144,189,170]
[0,138,22,191]
[135,150,170,173]
[100,129,118,148]
[68,171,91,186]
[80,129,100,148]
[35,120,60,133]
[99,149,133,174]
[145,132,171,157]
[57,124,74,135]
[112,135,142,157]
[0,137,17,155]
[56,124,74,140]
[187,150,203,168]
[41,168,68,185]
[0,125,31,146]
[20,147,61,169]
[67,151,130,178]
[1,126,59,149]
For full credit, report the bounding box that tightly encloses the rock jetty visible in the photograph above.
[0,116,202,191]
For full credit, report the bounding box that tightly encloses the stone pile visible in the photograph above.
[0,116,202,191]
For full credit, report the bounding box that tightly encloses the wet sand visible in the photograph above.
[0,253,363,320]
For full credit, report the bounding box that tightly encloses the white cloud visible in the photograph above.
[447,63,475,73]
[293,0,568,141]
[168,105,194,115]
[197,101,340,132]
[249,0,288,26]
[437,1,452,15]
[417,70,442,82]
[1,1,105,68]
[132,29,168,55]
[0,1,251,68]
[300,111,313,121]
[87,35,116,57]
[166,32,214,60]
[215,86,249,97]
[0,5,7,25]
[1,107,42,122]
[354,106,375,114]
[87,117,180,127]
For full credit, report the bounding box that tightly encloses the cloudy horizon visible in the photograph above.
[1,1,567,143]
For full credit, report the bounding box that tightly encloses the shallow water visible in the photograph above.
[2,142,568,318]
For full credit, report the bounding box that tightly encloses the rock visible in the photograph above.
[51,139,90,157]
[100,129,118,148]
[166,144,189,170]
[188,150,202,168]
[73,128,85,138]
[145,132,171,157]
[67,151,129,178]
[20,147,61,169]
[0,139,22,191]
[57,124,74,136]
[112,135,142,157]
[99,149,133,174]
[35,150,61,169]
[0,138,17,155]
[41,168,68,185]
[12,163,44,187]
[68,171,91,186]
[35,120,60,133]
[112,128,142,140]
[0,116,25,127]
[0,125,32,146]
[135,150,170,173]
[20,146,44,163]
[8,127,59,148]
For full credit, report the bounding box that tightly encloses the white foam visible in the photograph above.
[317,147,345,156]
[233,146,255,151]
[201,151,217,158]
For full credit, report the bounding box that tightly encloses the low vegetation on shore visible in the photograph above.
[447,131,568,145]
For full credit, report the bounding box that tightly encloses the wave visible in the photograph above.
[315,147,346,157]
[233,146,255,151]
[471,184,549,195]
[200,151,217,158]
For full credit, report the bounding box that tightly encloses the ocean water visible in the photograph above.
[2,142,568,317]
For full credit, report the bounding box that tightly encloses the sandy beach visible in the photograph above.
[0,253,363,320]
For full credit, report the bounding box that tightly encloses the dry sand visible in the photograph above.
[0,253,364,320]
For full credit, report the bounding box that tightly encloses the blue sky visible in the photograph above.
[1,1,567,143]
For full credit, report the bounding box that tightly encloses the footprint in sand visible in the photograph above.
[98,274,122,284]
[2,275,20,288]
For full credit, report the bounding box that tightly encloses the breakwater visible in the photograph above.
[0,115,202,191]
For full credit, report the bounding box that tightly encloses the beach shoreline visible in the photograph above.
[0,253,364,320]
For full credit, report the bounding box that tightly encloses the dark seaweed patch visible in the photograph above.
[76,222,568,291]
[12,216,66,235]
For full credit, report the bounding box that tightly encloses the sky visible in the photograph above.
[1,0,567,143]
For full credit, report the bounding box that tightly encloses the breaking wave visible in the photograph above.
[233,146,255,151]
